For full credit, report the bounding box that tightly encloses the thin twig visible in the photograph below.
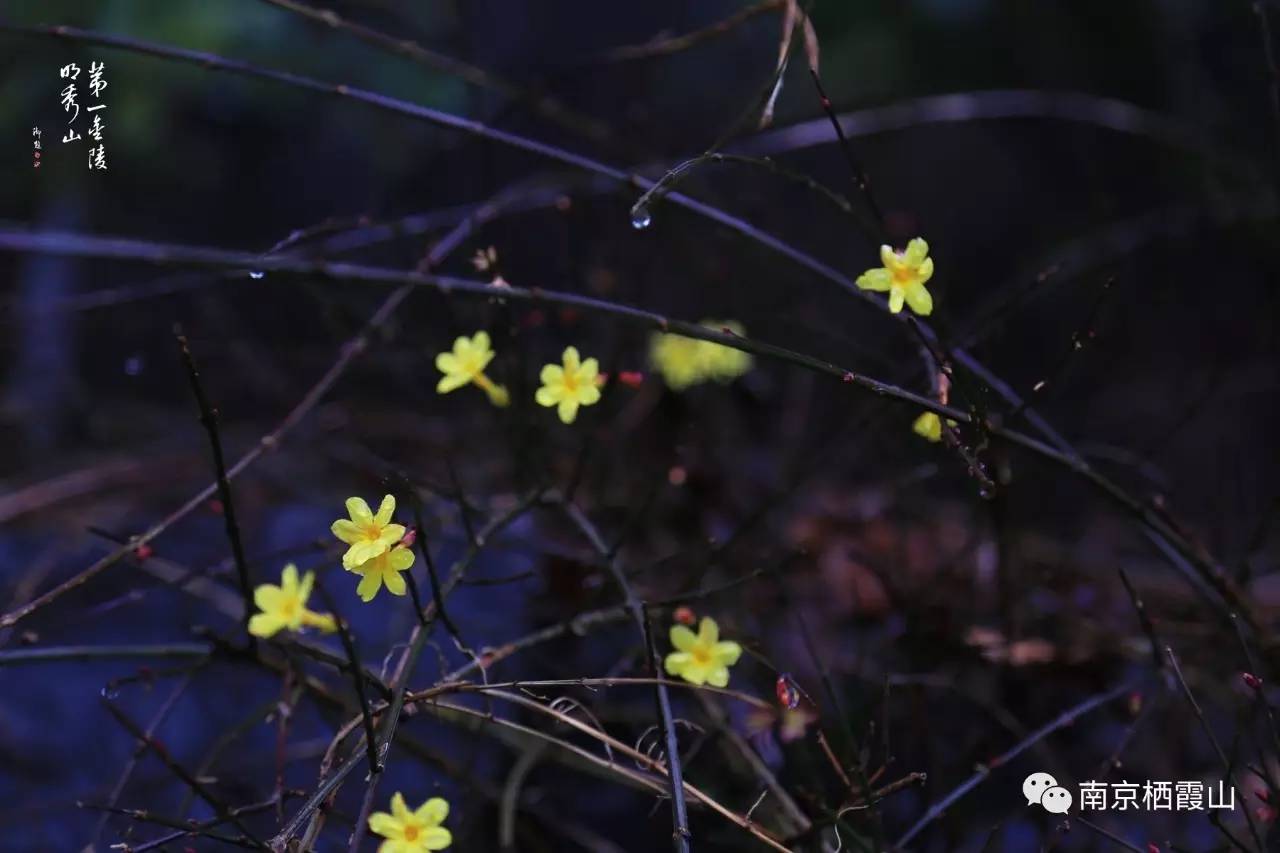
[92,671,199,846]
[806,67,887,236]
[177,332,256,646]
[1165,646,1264,851]
[256,0,611,142]
[896,682,1133,847]
[101,699,267,848]
[1117,567,1166,672]
[591,0,786,63]
[563,502,692,852]
[310,577,380,773]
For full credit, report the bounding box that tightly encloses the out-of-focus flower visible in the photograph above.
[368,792,452,851]
[912,411,958,442]
[352,546,415,603]
[856,238,935,316]
[471,246,498,272]
[249,564,336,638]
[664,616,742,687]
[778,705,819,743]
[435,331,510,407]
[332,495,406,570]
[649,320,752,391]
[673,605,697,626]
[535,346,601,424]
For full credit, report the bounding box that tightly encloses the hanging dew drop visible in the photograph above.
[630,206,652,230]
[249,270,265,280]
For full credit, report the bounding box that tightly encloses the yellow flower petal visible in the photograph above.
[331,519,363,545]
[356,569,383,602]
[346,497,373,526]
[383,567,407,596]
[378,524,407,548]
[435,352,459,375]
[535,386,559,407]
[249,612,285,638]
[707,666,731,688]
[297,570,315,605]
[856,268,892,293]
[916,256,934,283]
[713,640,742,666]
[913,412,942,442]
[437,372,468,394]
[374,494,396,526]
[539,363,564,385]
[557,398,578,424]
[888,288,906,314]
[390,792,412,822]
[904,283,933,316]
[879,244,898,269]
[344,540,386,570]
[664,651,692,676]
[254,584,283,611]
[389,547,416,572]
[904,237,929,267]
[670,625,697,652]
[280,564,299,593]
[368,811,402,839]
[563,346,580,371]
[415,797,449,826]
[698,617,720,645]
[422,827,452,850]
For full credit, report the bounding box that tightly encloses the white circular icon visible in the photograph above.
[1022,772,1058,806]
[1041,785,1073,814]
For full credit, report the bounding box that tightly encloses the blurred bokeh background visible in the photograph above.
[2,1,1279,850]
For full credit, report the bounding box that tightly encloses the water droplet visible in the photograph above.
[630,206,652,230]
[123,355,144,376]
[100,685,120,699]
[248,270,265,280]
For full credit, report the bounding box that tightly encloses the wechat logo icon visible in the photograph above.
[1024,772,1072,814]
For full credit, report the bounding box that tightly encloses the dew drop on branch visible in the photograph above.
[630,206,652,230]
[248,270,265,280]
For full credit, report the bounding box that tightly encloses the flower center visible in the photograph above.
[281,598,299,619]
[691,644,712,666]
[562,372,579,393]
[403,824,420,841]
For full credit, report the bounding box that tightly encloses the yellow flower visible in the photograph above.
[856,237,935,316]
[912,411,957,443]
[650,319,753,391]
[664,616,742,687]
[649,333,705,391]
[368,792,451,852]
[535,346,601,424]
[248,564,336,638]
[435,331,509,407]
[331,495,407,570]
[352,545,415,603]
